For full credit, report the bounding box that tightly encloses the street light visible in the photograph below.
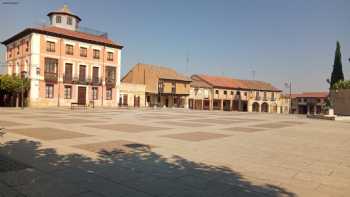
[21,71,28,109]
[284,81,292,114]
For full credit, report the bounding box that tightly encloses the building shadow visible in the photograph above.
[0,139,296,197]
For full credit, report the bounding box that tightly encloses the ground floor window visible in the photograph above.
[92,87,98,100]
[106,88,112,100]
[64,85,72,99]
[45,84,54,98]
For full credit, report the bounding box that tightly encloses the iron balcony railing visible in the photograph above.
[63,74,73,83]
[92,77,102,86]
[44,72,58,83]
[105,78,116,88]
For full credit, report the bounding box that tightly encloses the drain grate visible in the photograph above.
[0,155,31,173]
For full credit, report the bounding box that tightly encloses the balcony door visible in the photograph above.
[79,65,86,81]
[93,67,99,81]
[64,63,72,82]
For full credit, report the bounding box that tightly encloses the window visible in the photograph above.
[45,84,54,98]
[215,90,219,94]
[7,48,11,58]
[80,47,87,57]
[171,82,176,93]
[244,92,247,96]
[92,87,98,100]
[17,46,20,55]
[64,86,72,99]
[236,91,241,96]
[105,66,116,80]
[231,91,234,95]
[44,58,58,73]
[67,16,72,25]
[158,81,164,92]
[25,41,29,52]
[56,16,61,23]
[106,88,112,100]
[46,41,55,52]
[64,63,73,81]
[93,49,100,59]
[107,52,113,61]
[79,65,86,81]
[92,67,99,82]
[224,90,227,95]
[65,44,73,55]
[271,92,275,100]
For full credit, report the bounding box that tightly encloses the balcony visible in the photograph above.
[171,87,176,94]
[44,72,58,83]
[255,96,261,101]
[105,78,116,88]
[263,97,268,101]
[91,77,102,86]
[71,76,89,85]
[63,74,73,83]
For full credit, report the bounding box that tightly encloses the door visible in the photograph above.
[123,95,128,106]
[77,87,86,105]
[134,96,140,107]
[79,65,86,81]
[223,100,231,111]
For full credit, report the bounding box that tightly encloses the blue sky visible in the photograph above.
[0,0,349,93]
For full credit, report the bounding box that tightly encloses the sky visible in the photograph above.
[0,0,349,93]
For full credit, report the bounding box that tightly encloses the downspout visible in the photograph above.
[101,46,105,106]
[57,38,62,107]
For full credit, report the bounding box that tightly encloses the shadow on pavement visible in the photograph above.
[0,139,295,197]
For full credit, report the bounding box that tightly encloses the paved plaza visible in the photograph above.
[0,108,350,197]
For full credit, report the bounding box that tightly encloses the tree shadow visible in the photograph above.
[0,139,295,197]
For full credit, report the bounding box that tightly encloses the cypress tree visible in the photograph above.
[330,41,344,88]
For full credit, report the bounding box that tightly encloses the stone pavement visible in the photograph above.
[0,107,350,197]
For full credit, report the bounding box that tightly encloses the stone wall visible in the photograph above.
[331,89,350,116]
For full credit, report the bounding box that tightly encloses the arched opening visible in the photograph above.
[261,102,269,112]
[252,102,260,112]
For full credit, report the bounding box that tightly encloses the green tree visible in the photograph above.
[0,74,30,107]
[330,41,344,88]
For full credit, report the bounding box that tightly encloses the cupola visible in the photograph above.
[47,5,81,31]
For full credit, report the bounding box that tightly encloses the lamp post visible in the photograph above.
[284,81,292,114]
[21,71,28,110]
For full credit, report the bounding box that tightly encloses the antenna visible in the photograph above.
[185,52,190,74]
[251,69,256,80]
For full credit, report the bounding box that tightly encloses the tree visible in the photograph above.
[0,74,30,107]
[330,41,344,89]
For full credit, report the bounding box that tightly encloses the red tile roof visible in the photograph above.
[291,92,328,98]
[193,74,281,91]
[2,26,123,49]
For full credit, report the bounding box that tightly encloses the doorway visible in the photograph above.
[77,86,86,105]
[223,100,231,111]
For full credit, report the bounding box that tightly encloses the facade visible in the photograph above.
[119,83,146,107]
[122,64,191,108]
[291,92,328,114]
[189,75,286,113]
[1,5,123,107]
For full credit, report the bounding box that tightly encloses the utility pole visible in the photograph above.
[284,81,292,114]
